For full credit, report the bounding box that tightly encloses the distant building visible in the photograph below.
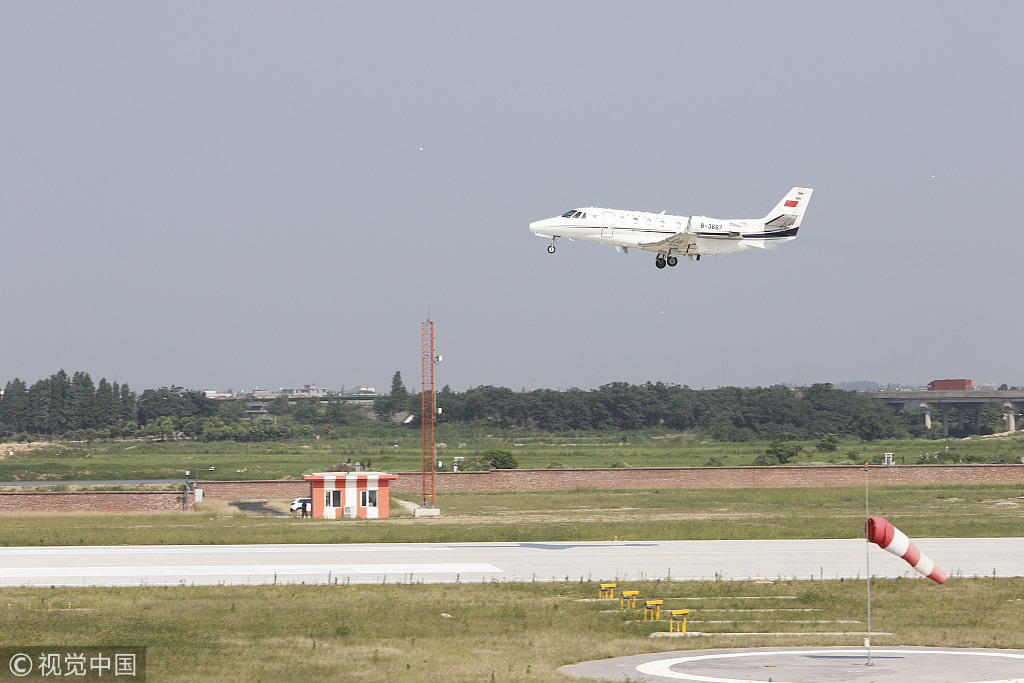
[247,383,327,399]
[281,383,327,399]
[204,389,235,400]
[251,388,283,399]
[209,383,381,400]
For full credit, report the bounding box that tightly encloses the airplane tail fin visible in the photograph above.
[762,187,813,232]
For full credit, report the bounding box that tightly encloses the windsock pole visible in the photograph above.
[864,463,873,666]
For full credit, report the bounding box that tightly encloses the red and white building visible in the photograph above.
[303,472,399,519]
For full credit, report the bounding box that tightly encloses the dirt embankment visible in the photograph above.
[0,442,54,459]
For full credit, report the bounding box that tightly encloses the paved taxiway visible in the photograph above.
[1,538,1022,587]
[560,646,1024,683]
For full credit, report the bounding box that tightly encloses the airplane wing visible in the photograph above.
[638,229,740,251]
[637,232,697,251]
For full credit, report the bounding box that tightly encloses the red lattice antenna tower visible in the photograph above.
[421,319,438,507]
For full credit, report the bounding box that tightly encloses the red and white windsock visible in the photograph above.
[866,516,947,584]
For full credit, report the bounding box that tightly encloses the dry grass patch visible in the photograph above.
[2,579,1023,682]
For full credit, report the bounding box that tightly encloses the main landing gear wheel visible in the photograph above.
[547,244,556,254]
[666,256,678,267]
[655,255,667,269]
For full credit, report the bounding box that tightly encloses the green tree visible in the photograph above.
[292,400,321,424]
[154,416,176,440]
[759,439,804,465]
[136,386,215,425]
[816,433,840,451]
[855,413,885,441]
[71,371,96,429]
[27,378,52,434]
[48,370,73,433]
[267,395,291,416]
[390,371,408,409]
[94,378,118,427]
[0,378,29,433]
[118,382,136,422]
[486,449,518,469]
[373,371,410,419]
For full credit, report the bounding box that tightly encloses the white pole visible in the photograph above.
[865,462,873,666]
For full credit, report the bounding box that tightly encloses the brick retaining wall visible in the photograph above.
[3,465,1023,512]
[386,464,1024,494]
[197,480,310,501]
[0,490,186,512]
[195,464,1024,499]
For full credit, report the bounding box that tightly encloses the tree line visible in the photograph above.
[0,369,1004,442]
[0,371,136,437]
[376,374,939,441]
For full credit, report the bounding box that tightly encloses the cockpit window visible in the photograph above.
[560,210,587,219]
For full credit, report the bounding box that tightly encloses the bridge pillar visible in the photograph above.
[924,408,932,430]
[976,408,983,434]
[1006,405,1017,432]
[942,407,950,437]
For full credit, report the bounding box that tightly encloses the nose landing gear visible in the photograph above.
[547,237,558,254]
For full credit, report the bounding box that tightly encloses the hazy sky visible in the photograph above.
[2,1,1022,394]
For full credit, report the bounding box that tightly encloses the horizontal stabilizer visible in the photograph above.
[765,214,796,229]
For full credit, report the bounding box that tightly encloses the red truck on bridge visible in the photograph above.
[927,379,972,391]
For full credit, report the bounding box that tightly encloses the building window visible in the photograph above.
[326,490,341,507]
[361,490,377,508]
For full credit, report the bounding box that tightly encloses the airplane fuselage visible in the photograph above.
[529,187,812,268]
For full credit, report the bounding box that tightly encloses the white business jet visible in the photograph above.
[529,187,812,269]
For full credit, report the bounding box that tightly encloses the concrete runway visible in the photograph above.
[1,537,1022,587]
[560,647,1024,683]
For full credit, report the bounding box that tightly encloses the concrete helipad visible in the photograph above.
[559,646,1024,682]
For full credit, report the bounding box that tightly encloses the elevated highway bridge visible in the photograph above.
[865,390,1024,436]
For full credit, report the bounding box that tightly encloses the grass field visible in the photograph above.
[2,434,1022,482]
[2,577,1022,682]
[1,484,1022,546]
